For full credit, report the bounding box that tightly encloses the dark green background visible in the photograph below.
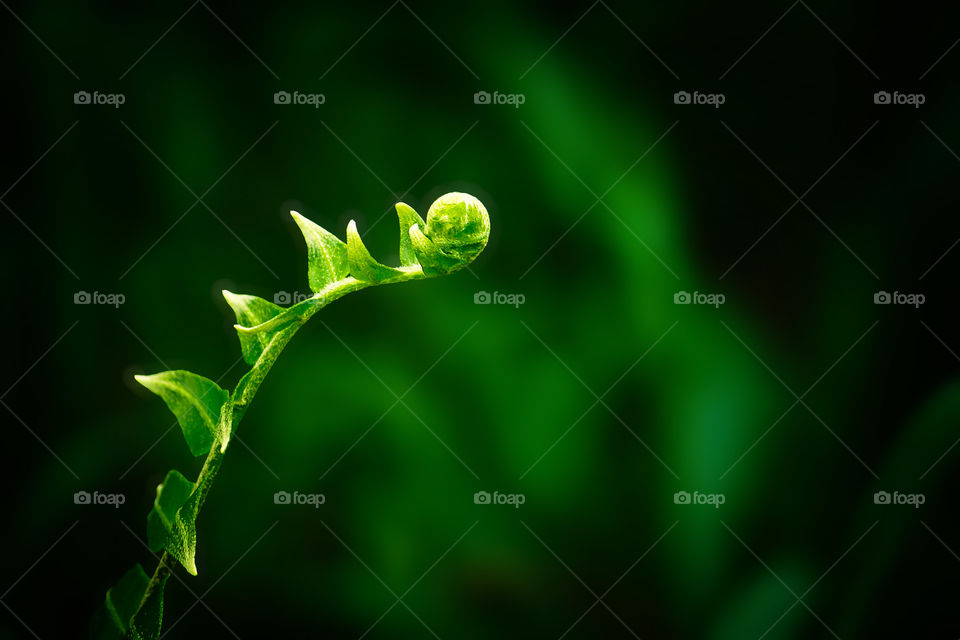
[2,1,958,637]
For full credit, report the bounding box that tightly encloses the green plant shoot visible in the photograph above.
[90,193,490,639]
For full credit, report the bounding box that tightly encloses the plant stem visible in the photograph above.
[137,269,427,614]
[142,550,171,607]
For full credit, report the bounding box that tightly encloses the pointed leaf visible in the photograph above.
[396,202,426,267]
[90,564,150,639]
[128,568,170,640]
[222,291,284,365]
[409,223,462,276]
[135,371,228,456]
[146,470,198,575]
[291,211,348,292]
[232,297,312,340]
[346,220,405,283]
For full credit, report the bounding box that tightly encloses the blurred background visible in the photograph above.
[1,1,959,637]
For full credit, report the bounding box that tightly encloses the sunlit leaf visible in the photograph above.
[291,211,348,292]
[409,223,461,276]
[346,219,405,283]
[104,193,490,639]
[396,202,426,267]
[222,291,285,365]
[135,371,228,456]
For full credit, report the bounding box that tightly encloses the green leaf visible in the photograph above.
[98,193,490,639]
[396,202,426,267]
[135,371,228,456]
[222,291,285,365]
[409,223,462,276]
[127,569,169,640]
[232,296,313,339]
[291,211,348,292]
[90,564,150,639]
[146,470,199,575]
[346,219,405,283]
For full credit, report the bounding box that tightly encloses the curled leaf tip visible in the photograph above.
[400,192,489,274]
[421,192,489,270]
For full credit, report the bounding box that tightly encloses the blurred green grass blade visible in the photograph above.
[711,565,808,640]
[840,380,960,636]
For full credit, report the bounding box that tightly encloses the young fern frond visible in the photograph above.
[91,193,490,640]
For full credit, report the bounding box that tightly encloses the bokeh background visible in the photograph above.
[2,1,959,637]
